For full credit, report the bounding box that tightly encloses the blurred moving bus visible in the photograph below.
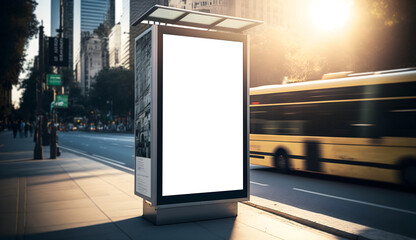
[250,68,416,187]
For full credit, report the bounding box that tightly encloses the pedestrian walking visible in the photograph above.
[12,121,18,138]
[29,122,33,137]
[19,120,24,138]
[24,122,29,137]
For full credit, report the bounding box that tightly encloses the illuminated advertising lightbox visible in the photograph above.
[134,25,248,206]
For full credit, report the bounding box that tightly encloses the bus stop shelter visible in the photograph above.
[133,5,262,225]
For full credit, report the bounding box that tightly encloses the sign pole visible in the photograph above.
[34,24,44,160]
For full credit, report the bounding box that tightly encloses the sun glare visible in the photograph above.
[310,0,352,31]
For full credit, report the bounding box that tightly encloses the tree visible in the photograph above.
[18,64,38,121]
[350,0,416,71]
[249,0,416,87]
[250,26,329,86]
[89,68,134,122]
[0,0,38,119]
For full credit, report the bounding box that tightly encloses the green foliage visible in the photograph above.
[0,0,38,119]
[250,26,329,86]
[350,0,416,71]
[90,67,134,119]
[250,0,416,87]
[18,65,38,120]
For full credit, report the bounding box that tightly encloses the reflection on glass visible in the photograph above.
[149,8,185,20]
[216,19,254,29]
[134,31,152,159]
[179,14,222,25]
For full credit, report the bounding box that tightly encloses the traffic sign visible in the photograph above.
[47,74,62,86]
[55,95,68,108]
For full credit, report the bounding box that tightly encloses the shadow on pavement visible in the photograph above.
[22,216,236,240]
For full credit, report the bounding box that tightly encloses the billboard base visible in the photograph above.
[142,200,237,225]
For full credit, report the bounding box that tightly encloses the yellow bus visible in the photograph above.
[249,68,416,187]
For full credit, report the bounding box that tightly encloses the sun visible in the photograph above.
[309,0,353,31]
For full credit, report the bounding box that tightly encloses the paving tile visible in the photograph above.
[0,195,18,214]
[0,179,18,196]
[27,198,96,213]
[24,219,126,239]
[0,213,17,237]
[27,181,78,193]
[26,188,87,205]
[115,217,224,240]
[26,206,109,228]
[106,209,140,221]
[28,173,71,185]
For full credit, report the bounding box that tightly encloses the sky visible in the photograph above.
[12,0,123,108]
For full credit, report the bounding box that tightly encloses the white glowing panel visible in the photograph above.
[162,34,244,196]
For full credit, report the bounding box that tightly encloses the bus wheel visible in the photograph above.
[401,161,416,188]
[274,150,289,173]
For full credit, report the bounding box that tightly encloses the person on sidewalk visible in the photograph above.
[29,122,33,137]
[19,120,24,138]
[24,122,29,138]
[12,121,18,138]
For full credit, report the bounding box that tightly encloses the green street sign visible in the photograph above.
[47,74,62,86]
[55,95,68,108]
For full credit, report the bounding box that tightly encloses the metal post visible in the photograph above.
[50,88,57,158]
[34,25,44,160]
[50,0,63,159]
[50,122,57,159]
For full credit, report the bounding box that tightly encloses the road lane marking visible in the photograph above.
[111,143,119,146]
[293,188,416,215]
[72,135,133,142]
[92,154,126,165]
[60,146,134,172]
[250,181,269,187]
[83,144,89,147]
[99,146,107,149]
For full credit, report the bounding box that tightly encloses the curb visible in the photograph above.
[242,201,364,240]
[242,201,414,240]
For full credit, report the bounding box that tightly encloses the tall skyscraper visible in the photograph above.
[81,0,114,33]
[50,0,60,36]
[74,0,115,95]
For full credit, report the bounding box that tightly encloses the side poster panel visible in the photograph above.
[134,29,152,199]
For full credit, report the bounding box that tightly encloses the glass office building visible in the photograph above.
[74,0,115,95]
[81,0,115,33]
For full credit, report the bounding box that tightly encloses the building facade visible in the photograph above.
[74,0,115,95]
[120,0,169,70]
[80,34,105,93]
[109,23,121,67]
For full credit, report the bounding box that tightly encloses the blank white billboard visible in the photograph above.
[162,34,244,196]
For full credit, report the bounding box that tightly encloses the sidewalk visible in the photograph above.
[0,131,344,240]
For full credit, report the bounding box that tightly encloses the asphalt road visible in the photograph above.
[58,131,416,239]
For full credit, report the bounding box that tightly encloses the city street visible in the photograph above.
[3,0,416,239]
[59,131,416,239]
